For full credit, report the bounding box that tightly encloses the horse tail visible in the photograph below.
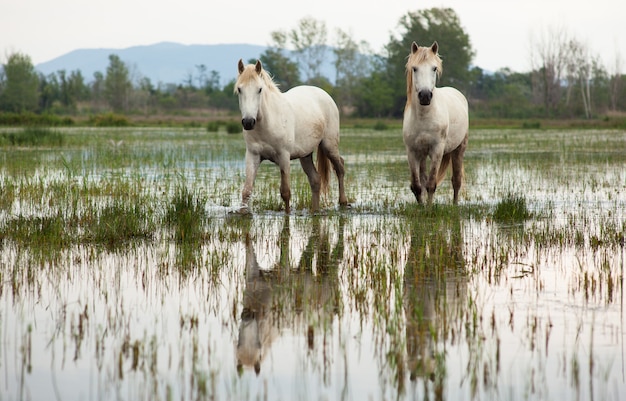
[437,153,452,185]
[317,147,331,196]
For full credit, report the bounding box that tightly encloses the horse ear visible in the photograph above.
[431,41,439,55]
[255,60,263,74]
[238,59,245,74]
[411,42,419,54]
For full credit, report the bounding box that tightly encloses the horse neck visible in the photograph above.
[257,89,284,126]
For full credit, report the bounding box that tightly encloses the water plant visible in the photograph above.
[492,192,531,223]
[84,199,156,248]
[164,185,207,242]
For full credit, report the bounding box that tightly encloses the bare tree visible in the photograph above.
[609,52,623,111]
[529,25,573,115]
[195,64,207,89]
[333,28,372,113]
[288,17,328,83]
[565,38,594,118]
[104,54,132,112]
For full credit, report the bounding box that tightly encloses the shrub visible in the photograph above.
[521,121,541,129]
[373,121,388,131]
[0,112,73,126]
[226,121,242,134]
[88,113,131,127]
[207,120,222,132]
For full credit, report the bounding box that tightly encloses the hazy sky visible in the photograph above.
[1,0,623,73]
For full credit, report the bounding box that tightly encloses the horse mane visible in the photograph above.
[405,45,443,107]
[235,63,281,93]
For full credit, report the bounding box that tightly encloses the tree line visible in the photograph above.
[1,8,624,121]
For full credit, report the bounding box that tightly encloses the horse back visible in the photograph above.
[284,85,340,134]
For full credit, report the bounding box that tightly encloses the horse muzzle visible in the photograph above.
[242,117,256,130]
[418,90,432,106]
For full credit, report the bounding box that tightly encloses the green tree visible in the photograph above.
[104,54,132,112]
[353,56,395,117]
[38,72,60,112]
[0,52,39,112]
[385,8,475,116]
[470,67,535,118]
[58,69,89,111]
[204,70,221,93]
[91,71,105,112]
[135,76,158,113]
[208,79,238,111]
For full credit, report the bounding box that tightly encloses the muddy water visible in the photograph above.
[1,128,625,400]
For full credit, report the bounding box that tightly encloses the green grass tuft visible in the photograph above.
[165,186,207,242]
[493,193,532,223]
[86,201,154,247]
[1,214,70,248]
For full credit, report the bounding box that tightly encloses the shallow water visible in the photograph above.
[1,127,625,400]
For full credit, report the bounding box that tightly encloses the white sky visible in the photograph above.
[1,0,624,73]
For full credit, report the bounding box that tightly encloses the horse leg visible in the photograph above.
[240,151,261,214]
[329,154,348,207]
[419,159,427,192]
[320,141,348,207]
[278,155,291,214]
[451,132,468,205]
[407,152,423,203]
[426,147,444,205]
[299,154,321,212]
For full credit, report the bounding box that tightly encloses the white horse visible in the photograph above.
[235,59,348,214]
[402,42,469,204]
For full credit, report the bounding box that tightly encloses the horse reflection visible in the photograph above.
[236,216,344,375]
[403,215,467,382]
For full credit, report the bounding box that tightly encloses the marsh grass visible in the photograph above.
[2,213,71,249]
[165,185,208,242]
[0,175,162,252]
[1,127,65,147]
[1,127,625,401]
[396,202,490,222]
[492,192,531,223]
[84,199,156,248]
[0,179,15,211]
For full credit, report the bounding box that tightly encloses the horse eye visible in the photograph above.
[432,66,438,72]
[237,87,241,94]
[412,67,417,72]
[258,88,262,94]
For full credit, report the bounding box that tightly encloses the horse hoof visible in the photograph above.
[235,206,252,215]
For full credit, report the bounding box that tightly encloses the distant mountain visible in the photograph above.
[35,42,269,87]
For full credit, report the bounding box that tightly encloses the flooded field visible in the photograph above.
[1,126,625,400]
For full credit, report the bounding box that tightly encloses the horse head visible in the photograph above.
[236,59,266,130]
[406,42,443,106]
[236,307,263,375]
